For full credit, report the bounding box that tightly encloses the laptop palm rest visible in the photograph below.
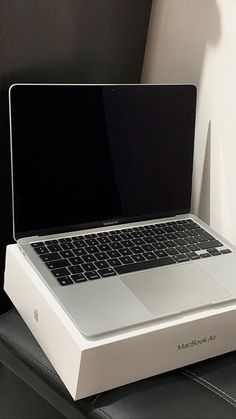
[122,264,231,317]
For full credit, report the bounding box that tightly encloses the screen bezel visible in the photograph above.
[9,83,197,240]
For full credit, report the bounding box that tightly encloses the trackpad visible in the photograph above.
[121,264,231,317]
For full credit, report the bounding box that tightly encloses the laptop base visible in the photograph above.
[4,244,236,400]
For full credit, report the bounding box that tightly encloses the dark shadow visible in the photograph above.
[92,370,188,410]
[185,350,236,378]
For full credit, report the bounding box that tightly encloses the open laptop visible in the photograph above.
[9,84,236,338]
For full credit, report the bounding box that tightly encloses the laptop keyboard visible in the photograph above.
[31,219,232,286]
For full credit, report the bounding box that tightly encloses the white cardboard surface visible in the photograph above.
[4,244,236,399]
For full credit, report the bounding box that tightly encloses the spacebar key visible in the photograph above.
[115,257,175,275]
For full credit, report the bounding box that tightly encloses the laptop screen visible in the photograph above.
[9,84,196,239]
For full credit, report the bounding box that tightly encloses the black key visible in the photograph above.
[132,238,145,246]
[164,240,177,248]
[202,232,215,240]
[34,246,49,255]
[184,222,199,230]
[40,252,61,262]
[149,228,158,234]
[132,254,146,263]
[46,259,70,270]
[185,237,198,245]
[207,248,221,256]
[52,268,70,277]
[68,265,84,274]
[97,244,111,252]
[110,242,124,250]
[47,244,62,252]
[85,234,97,239]
[44,240,59,245]
[143,225,152,230]
[155,234,166,242]
[97,236,111,244]
[85,238,99,246]
[98,268,117,278]
[187,244,201,252]
[143,252,156,260]
[85,271,101,281]
[175,231,188,239]
[172,255,190,263]
[196,235,209,243]
[132,231,144,238]
[123,226,134,234]
[143,230,153,237]
[119,248,133,256]
[151,226,161,232]
[60,250,74,258]
[104,230,117,235]
[82,262,97,272]
[74,240,87,249]
[166,248,179,256]
[86,245,99,254]
[174,225,185,231]
[165,233,178,240]
[134,229,143,234]
[72,236,85,242]
[119,256,134,264]
[31,242,44,248]
[154,250,168,258]
[82,254,96,263]
[199,240,223,250]
[61,242,75,250]
[71,273,87,283]
[162,226,175,233]
[193,227,205,235]
[58,237,72,243]
[73,248,87,256]
[120,233,133,240]
[186,252,200,260]
[68,256,83,265]
[108,258,122,267]
[153,227,164,234]
[130,246,143,254]
[115,257,175,274]
[57,276,73,286]
[200,253,212,258]
[175,238,188,246]
[144,236,156,244]
[106,250,121,258]
[221,249,232,254]
[176,246,189,254]
[110,235,121,242]
[142,244,155,252]
[122,240,134,248]
[94,260,109,269]
[152,242,166,250]
[188,229,201,237]
[95,252,109,260]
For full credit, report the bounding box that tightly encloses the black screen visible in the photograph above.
[10,84,196,238]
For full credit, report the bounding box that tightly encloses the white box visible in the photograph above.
[4,244,236,400]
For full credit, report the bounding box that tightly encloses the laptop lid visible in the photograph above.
[9,84,196,240]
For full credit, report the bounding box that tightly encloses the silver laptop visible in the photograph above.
[9,83,236,338]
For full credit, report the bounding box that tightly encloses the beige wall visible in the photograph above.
[142,0,236,245]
